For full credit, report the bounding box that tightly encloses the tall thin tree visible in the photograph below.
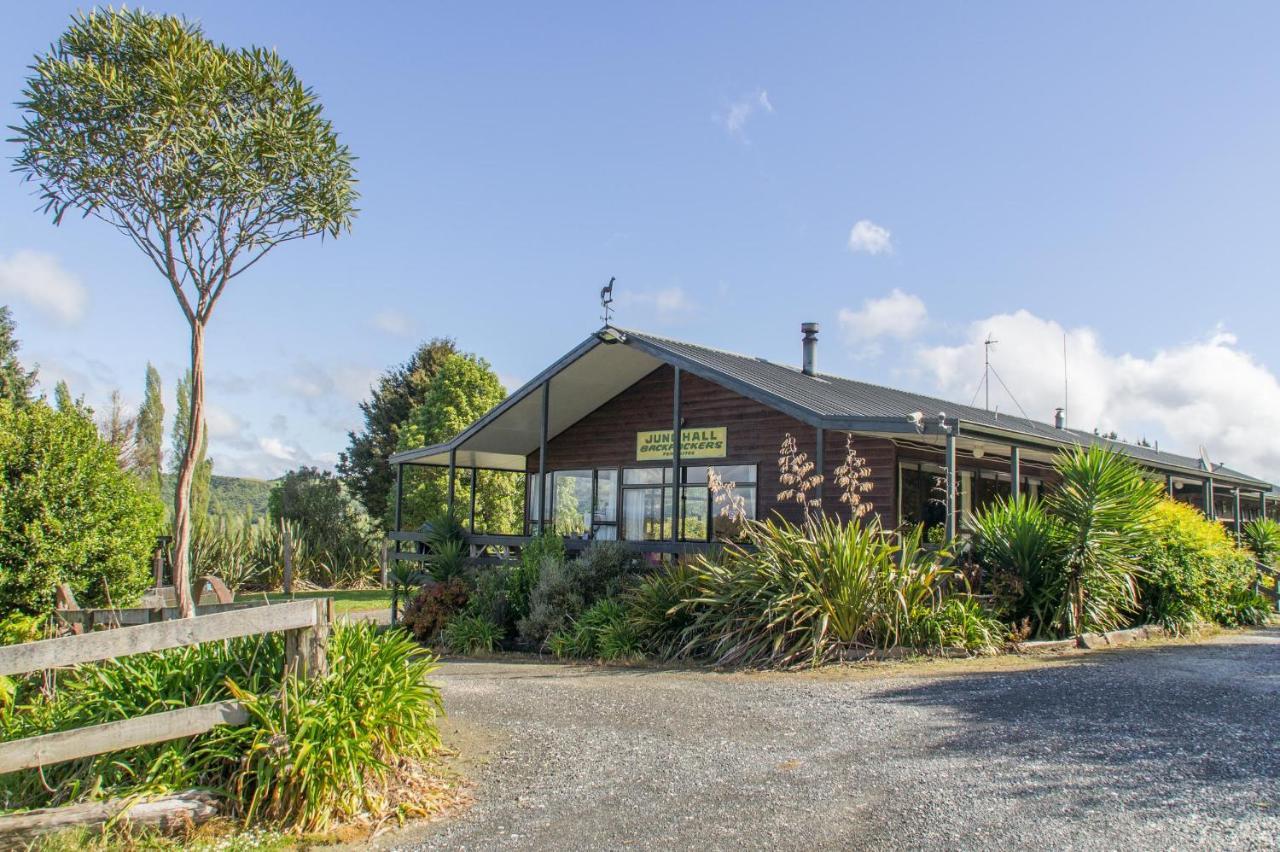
[13,10,357,615]
[0,306,37,406]
[135,364,165,496]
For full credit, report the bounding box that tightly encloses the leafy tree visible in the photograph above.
[395,352,519,532]
[135,364,165,496]
[0,400,164,614]
[13,9,357,616]
[0,306,36,406]
[339,339,457,522]
[269,467,373,546]
[173,371,212,521]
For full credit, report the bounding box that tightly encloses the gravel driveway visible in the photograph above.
[397,628,1279,851]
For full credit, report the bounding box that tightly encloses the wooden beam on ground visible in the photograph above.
[0,791,220,845]
[0,701,248,775]
[0,600,318,677]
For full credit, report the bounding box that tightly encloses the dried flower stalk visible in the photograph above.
[777,433,823,520]
[834,433,875,518]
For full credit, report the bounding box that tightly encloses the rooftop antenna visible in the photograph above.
[983,333,998,411]
[600,276,615,325]
[1062,331,1069,430]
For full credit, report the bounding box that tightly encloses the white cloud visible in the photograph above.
[717,89,774,139]
[371,311,411,336]
[918,310,1280,482]
[847,220,893,255]
[0,250,87,324]
[205,404,245,441]
[838,290,927,346]
[617,286,696,322]
[258,436,298,462]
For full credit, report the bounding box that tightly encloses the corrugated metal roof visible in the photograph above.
[617,327,1272,489]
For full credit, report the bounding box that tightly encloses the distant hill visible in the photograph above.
[161,474,276,520]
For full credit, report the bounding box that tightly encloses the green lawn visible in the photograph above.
[259,588,392,615]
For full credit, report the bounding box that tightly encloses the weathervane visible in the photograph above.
[600,276,615,325]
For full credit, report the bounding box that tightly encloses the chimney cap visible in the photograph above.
[801,322,820,335]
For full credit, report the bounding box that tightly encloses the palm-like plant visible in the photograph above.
[1044,447,1163,635]
[1242,517,1280,566]
[971,495,1064,632]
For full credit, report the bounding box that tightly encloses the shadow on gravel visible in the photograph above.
[867,630,1280,811]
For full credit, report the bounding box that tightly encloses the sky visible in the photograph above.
[2,2,1280,482]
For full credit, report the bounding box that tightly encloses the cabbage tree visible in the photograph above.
[12,9,357,615]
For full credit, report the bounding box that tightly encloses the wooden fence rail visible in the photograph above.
[0,701,248,775]
[0,600,320,678]
[0,599,329,779]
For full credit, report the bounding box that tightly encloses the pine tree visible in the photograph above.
[0,306,37,405]
[97,390,137,468]
[135,364,165,495]
[173,371,212,520]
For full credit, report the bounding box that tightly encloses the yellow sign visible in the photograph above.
[636,427,727,461]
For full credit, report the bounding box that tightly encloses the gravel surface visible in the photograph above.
[397,628,1279,851]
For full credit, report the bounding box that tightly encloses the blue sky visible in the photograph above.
[3,2,1280,480]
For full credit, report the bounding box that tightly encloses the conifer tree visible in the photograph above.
[0,306,36,406]
[135,364,165,495]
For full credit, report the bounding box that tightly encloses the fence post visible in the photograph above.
[281,520,294,596]
[380,540,389,588]
[283,598,330,680]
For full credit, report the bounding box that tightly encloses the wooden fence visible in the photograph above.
[0,599,331,777]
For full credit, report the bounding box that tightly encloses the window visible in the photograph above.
[529,469,620,538]
[621,464,756,542]
[899,463,947,530]
[553,470,593,536]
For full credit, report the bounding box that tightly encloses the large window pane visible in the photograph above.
[712,485,755,540]
[623,487,667,541]
[553,470,592,536]
[527,472,556,528]
[595,470,618,523]
[682,487,709,541]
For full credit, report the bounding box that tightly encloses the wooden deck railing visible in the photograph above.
[0,599,330,776]
[385,530,723,567]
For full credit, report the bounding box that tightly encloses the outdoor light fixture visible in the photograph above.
[972,446,985,459]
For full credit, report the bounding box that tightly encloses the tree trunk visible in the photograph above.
[170,321,207,618]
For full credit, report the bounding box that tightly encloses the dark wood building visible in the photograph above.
[389,325,1277,554]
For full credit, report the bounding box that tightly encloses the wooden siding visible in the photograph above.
[526,365,898,529]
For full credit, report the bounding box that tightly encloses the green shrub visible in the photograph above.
[902,598,1005,653]
[548,598,643,662]
[442,614,502,654]
[1044,447,1164,636]
[227,623,443,833]
[1140,500,1261,632]
[972,447,1163,638]
[401,578,470,643]
[0,400,164,614]
[428,538,467,582]
[508,529,564,624]
[674,516,959,668]
[624,560,700,657]
[1242,517,1280,566]
[518,541,644,646]
[971,495,1062,630]
[465,565,514,633]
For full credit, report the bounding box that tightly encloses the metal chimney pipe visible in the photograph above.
[801,322,819,377]
[1053,407,1066,429]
